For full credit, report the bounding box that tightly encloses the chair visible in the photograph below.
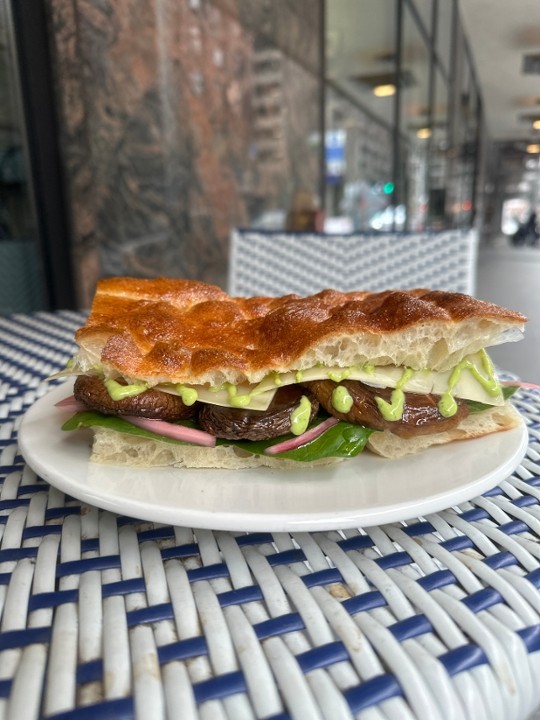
[228,228,478,297]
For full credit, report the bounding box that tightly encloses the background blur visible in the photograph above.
[1,0,539,311]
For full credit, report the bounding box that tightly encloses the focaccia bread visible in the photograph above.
[74,277,526,386]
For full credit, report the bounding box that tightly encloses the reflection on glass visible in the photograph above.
[411,0,433,38]
[248,36,320,232]
[326,0,396,128]
[426,70,448,227]
[436,0,454,73]
[325,0,396,231]
[324,0,480,233]
[445,22,479,228]
[399,5,430,230]
[459,80,479,227]
[325,87,393,232]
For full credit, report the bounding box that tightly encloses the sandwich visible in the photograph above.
[57,276,527,468]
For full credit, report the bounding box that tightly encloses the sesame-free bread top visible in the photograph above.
[74,277,527,386]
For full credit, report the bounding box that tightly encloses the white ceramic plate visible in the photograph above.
[18,382,529,532]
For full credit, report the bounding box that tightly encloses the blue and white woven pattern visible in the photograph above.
[228,229,478,297]
[2,311,540,720]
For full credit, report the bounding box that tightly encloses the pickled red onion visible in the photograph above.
[502,381,540,390]
[55,395,86,412]
[123,416,216,447]
[265,417,339,455]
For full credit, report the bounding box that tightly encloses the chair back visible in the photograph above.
[228,228,478,297]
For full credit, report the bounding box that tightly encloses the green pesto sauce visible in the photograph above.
[438,391,458,417]
[332,385,354,413]
[225,383,252,408]
[175,384,199,406]
[375,368,413,422]
[459,349,499,395]
[207,382,252,406]
[290,395,312,435]
[437,348,499,417]
[105,378,148,400]
[328,368,351,382]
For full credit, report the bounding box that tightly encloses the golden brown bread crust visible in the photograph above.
[75,277,527,385]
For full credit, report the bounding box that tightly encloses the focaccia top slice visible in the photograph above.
[73,277,527,387]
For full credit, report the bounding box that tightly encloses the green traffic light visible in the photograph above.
[383,182,394,194]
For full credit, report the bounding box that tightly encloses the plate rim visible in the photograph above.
[18,382,529,531]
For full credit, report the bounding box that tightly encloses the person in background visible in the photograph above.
[512,211,539,247]
[286,191,324,232]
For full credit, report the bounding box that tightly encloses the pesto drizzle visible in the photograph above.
[374,368,414,421]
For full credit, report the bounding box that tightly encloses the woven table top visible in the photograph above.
[1,310,540,720]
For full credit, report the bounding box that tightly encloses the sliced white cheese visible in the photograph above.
[156,351,504,411]
[158,382,275,411]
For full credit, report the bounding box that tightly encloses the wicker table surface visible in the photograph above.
[1,311,540,720]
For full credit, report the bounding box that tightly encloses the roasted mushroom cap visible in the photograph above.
[74,375,196,420]
[197,385,319,440]
[303,379,469,438]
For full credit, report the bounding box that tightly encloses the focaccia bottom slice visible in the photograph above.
[89,427,342,469]
[87,402,522,468]
[366,402,522,459]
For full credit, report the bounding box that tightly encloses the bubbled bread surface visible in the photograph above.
[75,277,527,385]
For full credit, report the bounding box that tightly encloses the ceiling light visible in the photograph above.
[350,71,414,95]
[533,119,540,129]
[416,127,432,139]
[526,143,540,153]
[373,84,396,97]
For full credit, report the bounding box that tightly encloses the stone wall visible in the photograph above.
[46,0,322,307]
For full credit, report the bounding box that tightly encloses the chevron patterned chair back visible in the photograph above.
[228,228,478,297]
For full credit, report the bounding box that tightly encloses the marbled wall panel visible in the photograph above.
[213,0,321,72]
[47,0,321,307]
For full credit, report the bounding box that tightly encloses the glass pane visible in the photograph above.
[411,0,433,38]
[325,87,394,231]
[428,70,449,227]
[446,23,478,228]
[436,0,454,73]
[460,79,479,226]
[325,0,397,231]
[399,5,431,230]
[250,35,321,233]
[0,1,46,313]
[326,0,397,129]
